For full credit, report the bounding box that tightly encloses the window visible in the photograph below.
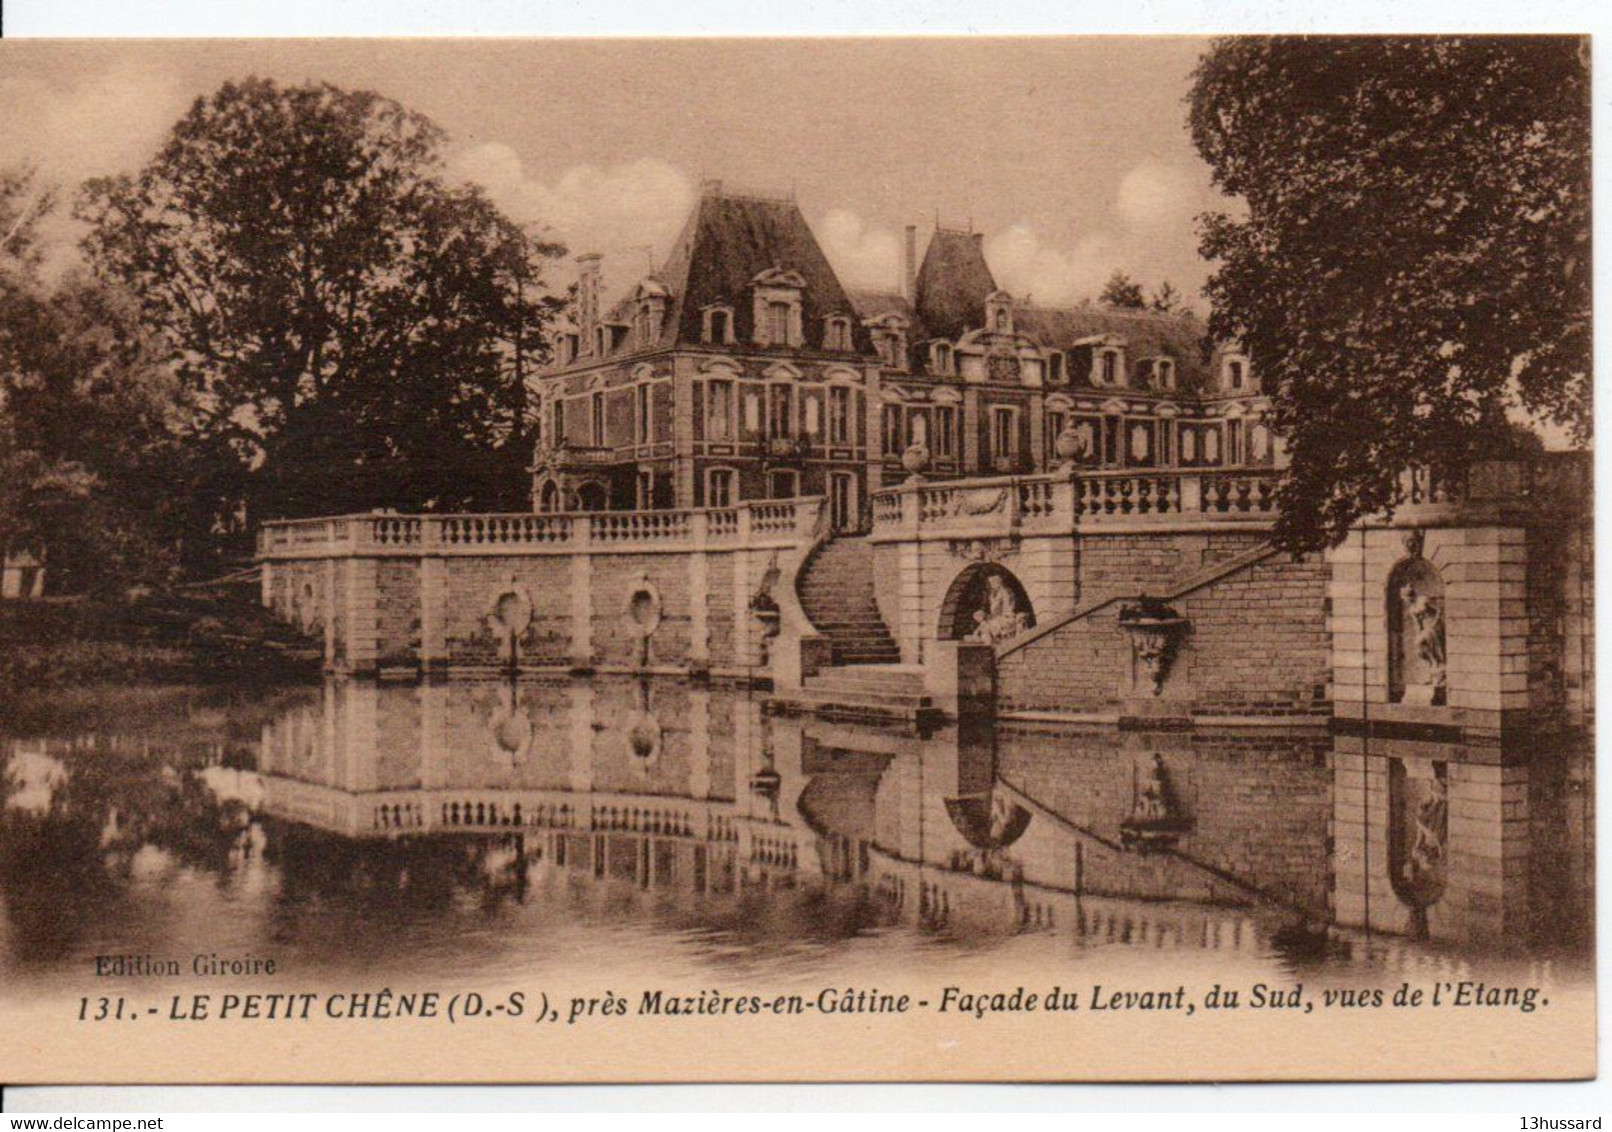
[992,406,1016,460]
[1047,352,1065,385]
[935,406,956,458]
[930,342,954,375]
[552,398,566,442]
[704,308,732,344]
[1227,359,1246,390]
[636,470,654,510]
[993,308,1009,332]
[1156,359,1176,390]
[1046,410,1067,462]
[1100,351,1119,386]
[767,301,791,346]
[768,469,798,499]
[825,317,852,351]
[743,387,763,433]
[706,380,733,441]
[829,386,852,444]
[635,383,652,445]
[882,404,903,455]
[768,384,793,438]
[1159,420,1174,466]
[1226,419,1243,465]
[706,468,735,508]
[589,390,605,447]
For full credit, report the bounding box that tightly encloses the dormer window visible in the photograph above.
[703,306,735,345]
[1153,358,1176,390]
[594,327,610,357]
[930,342,955,375]
[1047,351,1066,385]
[866,314,909,371]
[557,332,579,366]
[1099,349,1121,386]
[985,290,1014,335]
[823,315,853,351]
[750,267,807,348]
[1223,354,1250,391]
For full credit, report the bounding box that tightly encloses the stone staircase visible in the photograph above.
[796,536,902,666]
[789,664,937,726]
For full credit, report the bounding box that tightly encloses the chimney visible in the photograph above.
[576,253,602,357]
[903,225,918,305]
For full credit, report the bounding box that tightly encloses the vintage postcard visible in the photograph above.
[0,37,1593,1083]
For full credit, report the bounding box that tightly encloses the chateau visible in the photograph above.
[531,181,1272,529]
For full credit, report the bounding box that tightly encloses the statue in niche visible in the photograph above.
[1120,753,1191,852]
[968,574,1029,643]
[1388,550,1447,705]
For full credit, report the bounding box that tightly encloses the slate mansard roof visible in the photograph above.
[574,184,1225,389]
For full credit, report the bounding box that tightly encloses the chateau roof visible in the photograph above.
[1016,303,1215,391]
[637,188,868,352]
[914,228,998,341]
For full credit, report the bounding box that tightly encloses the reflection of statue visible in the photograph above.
[1135,754,1170,822]
[968,575,1028,643]
[1403,775,1447,890]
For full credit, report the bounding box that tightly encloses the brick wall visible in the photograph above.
[996,531,1330,719]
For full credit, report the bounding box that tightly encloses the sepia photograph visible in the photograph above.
[0,34,1594,1085]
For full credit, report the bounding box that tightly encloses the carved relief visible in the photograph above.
[1118,598,1189,696]
[484,578,534,669]
[952,486,1009,517]
[967,574,1031,643]
[946,537,1019,564]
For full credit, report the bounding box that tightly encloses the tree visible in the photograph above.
[79,78,565,546]
[1190,37,1590,550]
[1,169,189,592]
[1099,270,1146,309]
[1150,280,1183,314]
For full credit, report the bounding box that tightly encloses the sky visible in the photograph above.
[0,38,1234,310]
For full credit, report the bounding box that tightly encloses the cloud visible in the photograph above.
[0,61,189,187]
[984,223,1117,307]
[814,208,902,293]
[450,145,695,297]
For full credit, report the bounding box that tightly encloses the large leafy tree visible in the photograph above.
[1,168,189,591]
[1099,270,1147,309]
[80,78,564,537]
[1190,37,1590,549]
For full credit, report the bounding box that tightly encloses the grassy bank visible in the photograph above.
[0,586,322,694]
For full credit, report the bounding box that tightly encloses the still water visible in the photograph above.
[0,677,1593,1009]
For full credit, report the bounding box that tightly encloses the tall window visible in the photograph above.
[882,404,903,455]
[552,398,566,443]
[635,383,651,445]
[935,406,956,458]
[706,468,735,508]
[706,380,733,441]
[1047,352,1065,384]
[992,406,1016,460]
[589,390,605,447]
[1159,420,1174,466]
[768,301,791,346]
[1226,419,1243,465]
[1046,410,1067,462]
[768,384,793,437]
[1100,351,1119,386]
[636,470,654,509]
[931,342,954,375]
[825,317,851,350]
[1156,359,1176,390]
[829,386,852,445]
[705,308,732,344]
[1227,359,1246,389]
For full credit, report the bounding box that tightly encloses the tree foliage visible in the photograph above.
[79,78,565,538]
[1149,280,1183,313]
[1,170,190,591]
[1190,36,1591,550]
[1099,270,1147,309]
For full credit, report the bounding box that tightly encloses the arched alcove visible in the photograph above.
[1387,554,1447,705]
[938,563,1035,643]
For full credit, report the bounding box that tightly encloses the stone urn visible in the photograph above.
[902,441,931,483]
[1054,423,1083,469]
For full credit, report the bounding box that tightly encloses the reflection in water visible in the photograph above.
[0,678,1593,1000]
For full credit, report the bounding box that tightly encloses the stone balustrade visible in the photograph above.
[259,497,824,559]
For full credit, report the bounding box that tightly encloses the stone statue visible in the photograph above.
[968,574,1027,643]
[1399,579,1447,690]
[1135,754,1171,823]
[1402,775,1447,892]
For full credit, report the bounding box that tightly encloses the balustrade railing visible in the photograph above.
[260,497,822,557]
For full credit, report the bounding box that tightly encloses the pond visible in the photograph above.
[0,676,1593,1066]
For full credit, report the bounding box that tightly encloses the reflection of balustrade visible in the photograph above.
[260,498,824,558]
